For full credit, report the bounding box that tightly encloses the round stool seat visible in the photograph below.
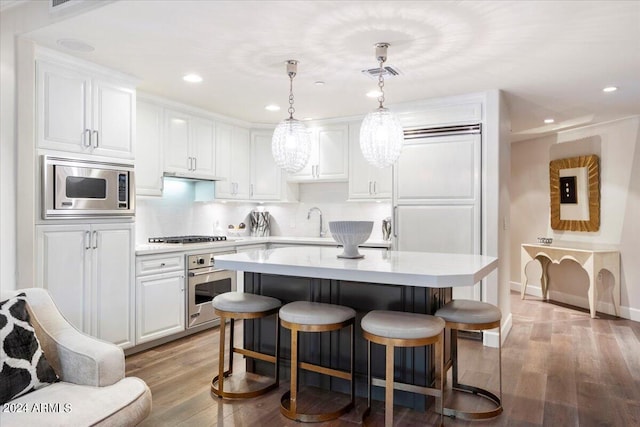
[280,301,355,325]
[435,300,501,325]
[361,310,445,339]
[213,292,281,313]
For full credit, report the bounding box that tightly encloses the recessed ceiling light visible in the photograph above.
[302,117,313,121]
[56,39,95,52]
[183,74,203,83]
[314,81,325,86]
[602,86,618,93]
[366,90,383,98]
[544,118,555,124]
[265,104,281,112]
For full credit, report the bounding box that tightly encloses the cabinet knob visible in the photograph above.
[160,262,166,267]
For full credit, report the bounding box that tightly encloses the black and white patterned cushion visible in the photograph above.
[0,293,58,404]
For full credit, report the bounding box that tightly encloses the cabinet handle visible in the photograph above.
[187,157,192,171]
[250,183,254,197]
[373,181,377,195]
[193,157,197,171]
[92,130,99,148]
[92,230,98,249]
[393,206,398,238]
[368,181,372,195]
[83,129,92,147]
[85,231,91,250]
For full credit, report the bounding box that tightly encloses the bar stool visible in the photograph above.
[435,300,502,420]
[279,301,356,422]
[361,310,445,427]
[211,292,281,399]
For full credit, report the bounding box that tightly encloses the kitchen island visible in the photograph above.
[215,246,498,410]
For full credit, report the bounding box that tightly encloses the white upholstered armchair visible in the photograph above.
[1,288,151,426]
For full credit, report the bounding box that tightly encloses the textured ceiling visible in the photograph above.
[20,0,640,141]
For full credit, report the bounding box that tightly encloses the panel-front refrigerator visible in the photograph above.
[393,128,482,301]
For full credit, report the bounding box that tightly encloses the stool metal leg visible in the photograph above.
[212,309,280,399]
[443,322,503,420]
[385,344,394,427]
[228,318,234,373]
[290,327,299,415]
[216,315,227,398]
[280,319,355,422]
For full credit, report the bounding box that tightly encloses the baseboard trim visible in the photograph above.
[511,281,638,321]
[483,312,512,348]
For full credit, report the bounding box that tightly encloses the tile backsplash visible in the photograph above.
[135,179,391,245]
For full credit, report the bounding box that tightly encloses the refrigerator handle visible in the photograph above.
[393,205,398,238]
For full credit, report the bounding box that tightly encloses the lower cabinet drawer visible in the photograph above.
[136,253,184,275]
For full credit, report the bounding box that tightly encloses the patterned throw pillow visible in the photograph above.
[0,293,59,404]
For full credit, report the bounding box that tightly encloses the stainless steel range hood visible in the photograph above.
[162,171,226,182]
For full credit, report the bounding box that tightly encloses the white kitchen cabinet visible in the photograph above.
[288,123,349,182]
[215,123,251,199]
[164,109,217,178]
[36,59,135,159]
[347,121,392,199]
[136,100,164,196]
[250,131,281,200]
[36,222,135,349]
[135,252,185,344]
[135,270,185,344]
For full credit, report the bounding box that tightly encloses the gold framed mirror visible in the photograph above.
[549,155,600,231]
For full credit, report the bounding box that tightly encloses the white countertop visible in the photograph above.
[135,236,392,255]
[215,246,498,288]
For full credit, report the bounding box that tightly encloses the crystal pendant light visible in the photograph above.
[272,60,311,174]
[360,43,404,168]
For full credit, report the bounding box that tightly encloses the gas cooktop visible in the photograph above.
[148,235,228,244]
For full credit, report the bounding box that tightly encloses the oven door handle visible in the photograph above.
[188,268,227,277]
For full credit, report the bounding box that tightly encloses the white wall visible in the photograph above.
[511,116,640,320]
[135,180,391,244]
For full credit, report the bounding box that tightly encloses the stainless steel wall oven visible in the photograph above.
[187,250,236,328]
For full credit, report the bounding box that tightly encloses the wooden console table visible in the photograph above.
[521,242,620,318]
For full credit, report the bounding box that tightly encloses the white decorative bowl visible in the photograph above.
[329,221,374,259]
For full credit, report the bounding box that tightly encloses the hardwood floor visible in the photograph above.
[125,292,640,426]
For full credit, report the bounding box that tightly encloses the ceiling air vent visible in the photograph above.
[361,65,401,80]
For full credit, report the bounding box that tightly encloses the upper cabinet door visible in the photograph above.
[136,100,163,196]
[215,124,250,199]
[317,124,348,180]
[91,80,135,158]
[251,131,281,200]
[231,127,251,199]
[36,59,135,159]
[190,117,216,177]
[37,61,91,152]
[347,121,391,200]
[164,109,191,173]
[214,122,234,198]
[287,123,348,182]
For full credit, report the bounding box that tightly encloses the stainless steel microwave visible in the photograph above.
[42,155,135,219]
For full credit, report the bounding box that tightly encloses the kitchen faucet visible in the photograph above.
[307,207,325,237]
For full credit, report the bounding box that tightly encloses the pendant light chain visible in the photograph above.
[377,58,386,109]
[288,74,295,119]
